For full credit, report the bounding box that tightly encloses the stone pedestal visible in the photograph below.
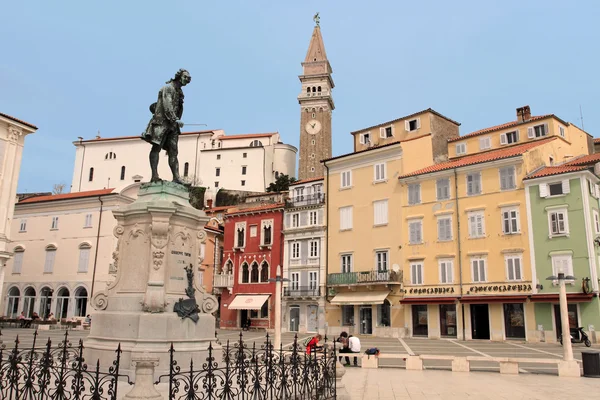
[85,182,219,379]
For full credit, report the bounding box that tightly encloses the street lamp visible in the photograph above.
[546,272,575,361]
[268,265,289,349]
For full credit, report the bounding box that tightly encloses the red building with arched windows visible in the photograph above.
[219,203,285,330]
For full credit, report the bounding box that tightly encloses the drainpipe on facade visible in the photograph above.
[453,168,466,341]
[90,196,104,299]
[193,133,201,180]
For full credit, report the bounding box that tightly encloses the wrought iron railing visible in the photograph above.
[284,287,321,297]
[0,330,131,400]
[156,333,336,400]
[327,270,403,285]
[287,193,325,207]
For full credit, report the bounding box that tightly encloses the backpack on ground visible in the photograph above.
[364,348,380,356]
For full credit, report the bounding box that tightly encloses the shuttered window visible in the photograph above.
[471,258,487,282]
[44,249,56,273]
[499,166,516,190]
[12,251,24,274]
[468,212,485,238]
[373,200,388,226]
[437,217,452,241]
[436,178,450,200]
[410,263,423,285]
[78,247,91,273]
[341,171,352,188]
[439,260,453,284]
[374,163,386,182]
[340,206,353,230]
[409,220,423,244]
[466,173,482,195]
[408,183,421,205]
[506,255,522,281]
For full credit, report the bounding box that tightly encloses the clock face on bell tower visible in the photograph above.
[297,23,334,180]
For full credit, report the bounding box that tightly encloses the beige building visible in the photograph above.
[0,112,37,313]
[323,109,459,337]
[71,130,296,193]
[3,187,136,319]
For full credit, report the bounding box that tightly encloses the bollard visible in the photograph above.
[123,354,163,400]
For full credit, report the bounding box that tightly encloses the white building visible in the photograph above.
[282,177,327,333]
[71,130,297,193]
[2,187,136,319]
[0,112,37,312]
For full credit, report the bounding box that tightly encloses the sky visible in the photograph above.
[1,1,599,193]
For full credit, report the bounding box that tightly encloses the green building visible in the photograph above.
[525,161,600,344]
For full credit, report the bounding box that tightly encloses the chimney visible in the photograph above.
[516,105,532,122]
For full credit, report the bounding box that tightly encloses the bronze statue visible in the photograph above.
[141,69,191,184]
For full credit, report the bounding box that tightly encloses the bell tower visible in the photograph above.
[298,14,334,180]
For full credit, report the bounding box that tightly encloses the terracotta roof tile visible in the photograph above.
[225,203,285,216]
[595,138,600,144]
[524,165,591,180]
[290,177,324,186]
[447,115,552,143]
[19,189,115,204]
[218,133,276,140]
[399,137,557,179]
[206,205,238,212]
[0,112,38,129]
[564,153,600,166]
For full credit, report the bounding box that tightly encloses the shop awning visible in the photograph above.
[330,291,390,306]
[529,293,595,303]
[460,295,528,304]
[228,294,270,310]
[401,297,458,305]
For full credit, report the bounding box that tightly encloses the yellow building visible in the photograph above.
[397,106,592,341]
[323,109,460,337]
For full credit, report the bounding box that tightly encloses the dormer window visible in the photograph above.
[359,133,370,144]
[527,123,548,138]
[250,140,263,147]
[500,131,519,145]
[456,143,467,155]
[406,118,421,132]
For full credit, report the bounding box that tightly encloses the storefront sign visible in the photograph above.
[404,287,455,295]
[466,283,532,294]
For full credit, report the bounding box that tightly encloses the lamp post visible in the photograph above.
[546,272,575,361]
[268,265,289,349]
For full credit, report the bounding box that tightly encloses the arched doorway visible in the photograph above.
[6,287,20,318]
[74,287,88,317]
[23,287,36,318]
[39,287,53,319]
[56,287,70,320]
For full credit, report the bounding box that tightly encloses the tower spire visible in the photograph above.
[297,18,334,180]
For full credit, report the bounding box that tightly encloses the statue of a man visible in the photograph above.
[141,69,191,184]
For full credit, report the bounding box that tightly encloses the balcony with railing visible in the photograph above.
[284,286,321,298]
[214,273,234,288]
[287,193,325,208]
[327,270,402,286]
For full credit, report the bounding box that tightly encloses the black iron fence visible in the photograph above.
[156,333,336,400]
[0,330,337,400]
[0,330,130,400]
